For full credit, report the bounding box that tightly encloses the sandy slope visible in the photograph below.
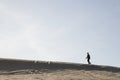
[0,58,120,80]
[0,69,120,80]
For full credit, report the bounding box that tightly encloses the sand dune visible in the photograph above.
[0,58,120,80]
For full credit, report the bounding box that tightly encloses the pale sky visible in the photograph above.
[0,0,120,67]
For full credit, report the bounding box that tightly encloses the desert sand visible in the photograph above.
[0,58,120,80]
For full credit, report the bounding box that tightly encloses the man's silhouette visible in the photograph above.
[86,52,91,64]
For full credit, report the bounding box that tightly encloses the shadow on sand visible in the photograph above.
[0,58,119,73]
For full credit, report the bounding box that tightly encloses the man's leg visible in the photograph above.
[88,59,91,64]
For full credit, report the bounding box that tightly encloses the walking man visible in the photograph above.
[86,52,91,64]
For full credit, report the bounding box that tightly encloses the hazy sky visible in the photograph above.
[0,0,120,67]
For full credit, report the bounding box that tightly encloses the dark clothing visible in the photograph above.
[87,54,90,59]
[86,53,91,64]
[87,58,91,64]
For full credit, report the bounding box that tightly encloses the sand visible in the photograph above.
[0,58,120,80]
[0,69,120,80]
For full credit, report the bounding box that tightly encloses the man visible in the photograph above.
[86,52,91,64]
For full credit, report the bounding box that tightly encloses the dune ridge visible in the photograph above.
[0,58,120,80]
[0,58,119,73]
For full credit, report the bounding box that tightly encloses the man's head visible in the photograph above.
[87,52,89,55]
